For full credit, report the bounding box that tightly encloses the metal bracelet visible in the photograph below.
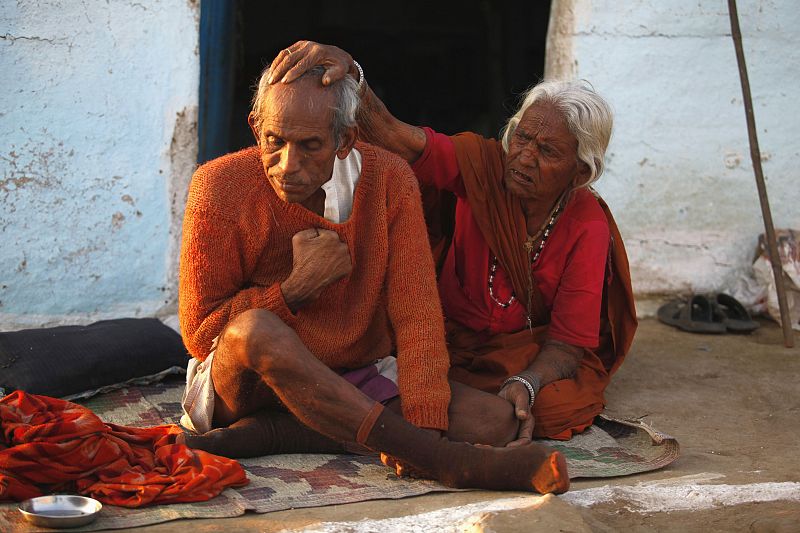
[352,59,365,94]
[502,375,536,409]
[517,372,542,396]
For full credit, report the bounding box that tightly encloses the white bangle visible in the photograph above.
[502,375,536,409]
[352,59,365,95]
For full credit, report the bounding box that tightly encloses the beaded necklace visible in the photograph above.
[487,193,569,316]
[488,257,516,308]
[523,192,568,263]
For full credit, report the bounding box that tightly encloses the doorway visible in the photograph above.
[199,1,552,163]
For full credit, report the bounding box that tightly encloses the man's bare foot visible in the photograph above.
[360,405,570,493]
[179,412,344,458]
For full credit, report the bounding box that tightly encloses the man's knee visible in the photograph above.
[221,309,296,371]
[475,399,519,446]
[447,382,519,446]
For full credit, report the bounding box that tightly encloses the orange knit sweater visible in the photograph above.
[178,143,450,430]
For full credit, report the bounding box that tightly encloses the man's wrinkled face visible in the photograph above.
[504,102,587,203]
[251,80,341,207]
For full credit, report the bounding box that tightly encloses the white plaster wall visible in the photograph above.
[0,0,199,328]
[547,0,799,298]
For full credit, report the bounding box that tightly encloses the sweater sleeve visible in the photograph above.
[179,204,296,361]
[385,161,451,431]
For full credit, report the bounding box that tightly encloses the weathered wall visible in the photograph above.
[547,0,799,300]
[2,1,795,328]
[0,0,199,328]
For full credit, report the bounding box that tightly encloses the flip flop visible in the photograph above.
[712,293,760,333]
[657,295,727,334]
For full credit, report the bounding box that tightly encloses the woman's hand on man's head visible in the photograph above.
[268,40,355,86]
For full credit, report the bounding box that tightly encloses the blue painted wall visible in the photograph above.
[0,0,199,328]
[548,0,800,301]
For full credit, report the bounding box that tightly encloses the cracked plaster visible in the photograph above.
[2,0,798,326]
[0,0,199,327]
[548,0,800,298]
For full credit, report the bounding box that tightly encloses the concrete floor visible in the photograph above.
[142,318,800,532]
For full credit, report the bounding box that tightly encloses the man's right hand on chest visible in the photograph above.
[280,228,352,313]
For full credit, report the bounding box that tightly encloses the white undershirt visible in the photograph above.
[320,148,362,224]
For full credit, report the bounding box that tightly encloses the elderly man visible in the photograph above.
[270,42,637,445]
[177,60,569,493]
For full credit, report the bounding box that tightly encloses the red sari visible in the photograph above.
[412,129,637,440]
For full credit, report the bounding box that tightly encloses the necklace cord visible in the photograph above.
[489,192,569,331]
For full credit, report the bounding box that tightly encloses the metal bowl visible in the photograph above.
[19,495,102,528]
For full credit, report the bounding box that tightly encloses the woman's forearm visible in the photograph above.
[519,339,583,393]
[357,82,427,164]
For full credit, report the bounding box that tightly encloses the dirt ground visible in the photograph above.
[140,317,800,532]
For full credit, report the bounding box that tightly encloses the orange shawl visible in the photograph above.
[0,391,248,506]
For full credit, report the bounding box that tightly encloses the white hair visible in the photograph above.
[500,80,614,188]
[251,65,359,147]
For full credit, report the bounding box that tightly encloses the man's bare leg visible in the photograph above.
[211,311,518,445]
[384,380,518,446]
[189,309,568,493]
[193,381,517,459]
[180,411,344,458]
[445,381,520,445]
[188,312,520,457]
[179,309,355,457]
[211,309,374,440]
[381,381,520,478]
[180,309,380,457]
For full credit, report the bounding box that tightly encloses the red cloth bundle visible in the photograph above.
[0,391,247,507]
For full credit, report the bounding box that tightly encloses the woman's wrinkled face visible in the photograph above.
[504,102,588,203]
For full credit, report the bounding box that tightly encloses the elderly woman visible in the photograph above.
[270,41,637,444]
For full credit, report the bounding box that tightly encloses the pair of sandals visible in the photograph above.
[658,293,760,334]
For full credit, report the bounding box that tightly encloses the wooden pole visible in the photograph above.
[727,0,795,348]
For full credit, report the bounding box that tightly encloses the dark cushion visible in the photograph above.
[0,318,190,400]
